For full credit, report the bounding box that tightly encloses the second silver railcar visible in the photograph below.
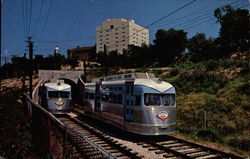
[83,73,176,135]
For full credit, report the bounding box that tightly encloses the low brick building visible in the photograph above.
[67,46,96,61]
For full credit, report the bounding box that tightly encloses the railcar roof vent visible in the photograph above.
[91,72,157,82]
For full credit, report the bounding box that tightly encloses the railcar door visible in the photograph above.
[124,80,134,121]
[94,82,101,112]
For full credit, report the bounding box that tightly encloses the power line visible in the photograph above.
[28,0,33,36]
[36,0,197,49]
[33,0,45,38]
[25,0,28,36]
[178,4,250,31]
[151,0,244,30]
[34,0,248,50]
[146,0,198,29]
[36,0,53,54]
[152,0,223,27]
[21,0,26,38]
[38,36,96,43]
[149,1,248,33]
[38,0,53,42]
[150,4,250,38]
[109,0,197,48]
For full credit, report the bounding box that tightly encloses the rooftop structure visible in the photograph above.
[67,46,96,61]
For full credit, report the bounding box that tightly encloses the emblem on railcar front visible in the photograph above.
[55,101,64,106]
[157,111,169,121]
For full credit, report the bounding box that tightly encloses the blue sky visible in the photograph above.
[1,0,249,64]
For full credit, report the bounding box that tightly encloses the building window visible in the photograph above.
[122,32,125,33]
[100,31,102,33]
[115,28,118,30]
[110,25,114,29]
[100,39,102,41]
[106,34,109,36]
[100,35,102,37]
[115,37,118,39]
[122,27,125,29]
[122,40,125,42]
[106,30,109,32]
[100,43,102,45]
[115,33,118,35]
[106,38,109,40]
[107,42,109,44]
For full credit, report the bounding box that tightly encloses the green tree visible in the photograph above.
[187,33,218,62]
[123,44,155,68]
[214,5,250,56]
[66,58,79,69]
[153,29,187,66]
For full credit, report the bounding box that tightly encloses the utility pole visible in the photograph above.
[83,59,87,83]
[26,37,33,98]
[104,44,108,76]
[22,53,27,103]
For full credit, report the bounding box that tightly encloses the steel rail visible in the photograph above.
[25,94,117,159]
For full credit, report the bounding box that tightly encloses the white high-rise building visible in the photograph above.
[96,18,149,54]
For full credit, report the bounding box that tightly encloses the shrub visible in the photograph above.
[226,136,250,151]
[169,68,179,77]
[204,60,219,71]
[196,129,220,142]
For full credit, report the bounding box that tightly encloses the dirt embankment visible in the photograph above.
[0,76,41,159]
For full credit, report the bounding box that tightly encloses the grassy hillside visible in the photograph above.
[158,58,249,156]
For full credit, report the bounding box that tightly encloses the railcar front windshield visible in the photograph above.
[48,91,70,98]
[144,93,175,106]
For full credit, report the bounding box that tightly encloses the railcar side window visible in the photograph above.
[134,95,141,106]
[126,85,130,94]
[102,93,109,102]
[85,92,89,99]
[48,91,59,98]
[60,91,70,98]
[89,93,94,100]
[113,94,118,103]
[118,94,122,104]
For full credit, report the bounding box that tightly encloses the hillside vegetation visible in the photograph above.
[158,57,249,155]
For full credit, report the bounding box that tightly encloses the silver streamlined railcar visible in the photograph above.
[83,73,176,135]
[39,81,72,113]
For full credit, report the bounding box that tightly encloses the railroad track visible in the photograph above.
[56,114,143,159]
[137,136,244,159]
[70,106,244,159]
